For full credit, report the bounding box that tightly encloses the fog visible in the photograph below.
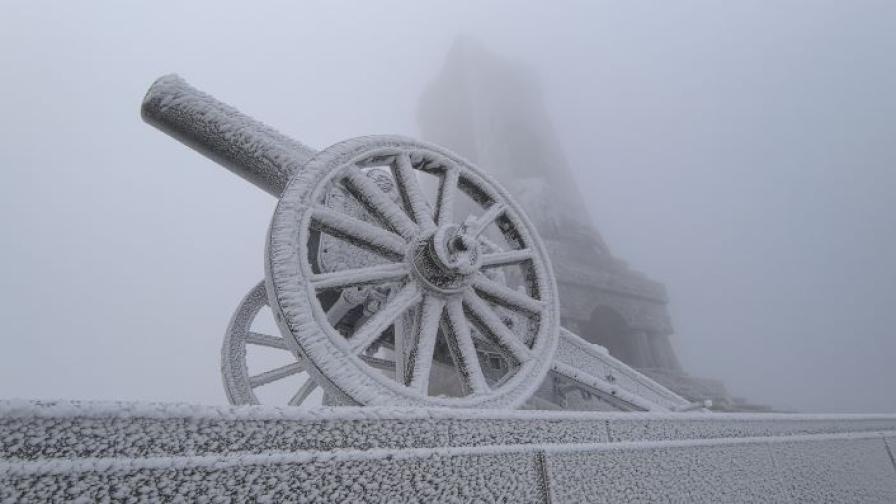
[1,1,894,413]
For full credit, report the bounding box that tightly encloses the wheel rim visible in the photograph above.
[221,280,400,406]
[267,136,559,408]
[221,281,319,406]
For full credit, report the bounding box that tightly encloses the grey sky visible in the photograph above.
[1,1,894,412]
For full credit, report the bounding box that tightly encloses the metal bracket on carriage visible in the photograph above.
[143,75,690,411]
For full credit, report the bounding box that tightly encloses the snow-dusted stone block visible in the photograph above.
[770,435,896,503]
[0,415,451,461]
[1,451,547,503]
[0,402,613,461]
[606,414,896,443]
[887,434,896,466]
[545,440,786,503]
[445,418,608,446]
[3,402,896,503]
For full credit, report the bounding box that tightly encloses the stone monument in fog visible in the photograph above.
[417,40,745,409]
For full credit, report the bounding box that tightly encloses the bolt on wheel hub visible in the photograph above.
[411,225,482,294]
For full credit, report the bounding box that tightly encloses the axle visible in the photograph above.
[141,74,318,197]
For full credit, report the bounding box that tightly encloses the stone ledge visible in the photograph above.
[2,401,896,502]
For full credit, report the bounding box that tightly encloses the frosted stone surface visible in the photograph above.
[2,452,545,503]
[547,442,784,503]
[607,414,896,442]
[887,435,896,470]
[770,436,896,503]
[2,401,896,503]
[0,401,616,461]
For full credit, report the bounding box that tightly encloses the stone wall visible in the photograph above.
[3,401,896,502]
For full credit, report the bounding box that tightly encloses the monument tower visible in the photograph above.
[417,40,736,408]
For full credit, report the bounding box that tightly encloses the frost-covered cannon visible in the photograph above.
[142,75,689,411]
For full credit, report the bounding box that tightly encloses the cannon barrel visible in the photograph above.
[141,74,317,197]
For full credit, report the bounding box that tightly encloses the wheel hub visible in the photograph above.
[411,224,482,294]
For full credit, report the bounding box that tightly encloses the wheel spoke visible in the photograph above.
[394,153,435,231]
[462,290,533,363]
[288,379,317,406]
[360,354,396,371]
[397,294,445,390]
[343,168,418,240]
[311,207,406,259]
[245,332,289,350]
[480,249,533,268]
[248,362,304,388]
[311,263,408,290]
[435,168,459,226]
[349,282,422,353]
[468,203,506,237]
[443,299,489,395]
[472,274,545,315]
[326,292,358,326]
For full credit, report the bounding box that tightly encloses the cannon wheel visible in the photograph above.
[266,136,560,409]
[222,280,406,406]
[221,281,320,406]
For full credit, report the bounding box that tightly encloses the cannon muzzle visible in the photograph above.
[141,74,317,197]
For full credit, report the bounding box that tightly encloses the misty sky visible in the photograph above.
[1,1,894,412]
